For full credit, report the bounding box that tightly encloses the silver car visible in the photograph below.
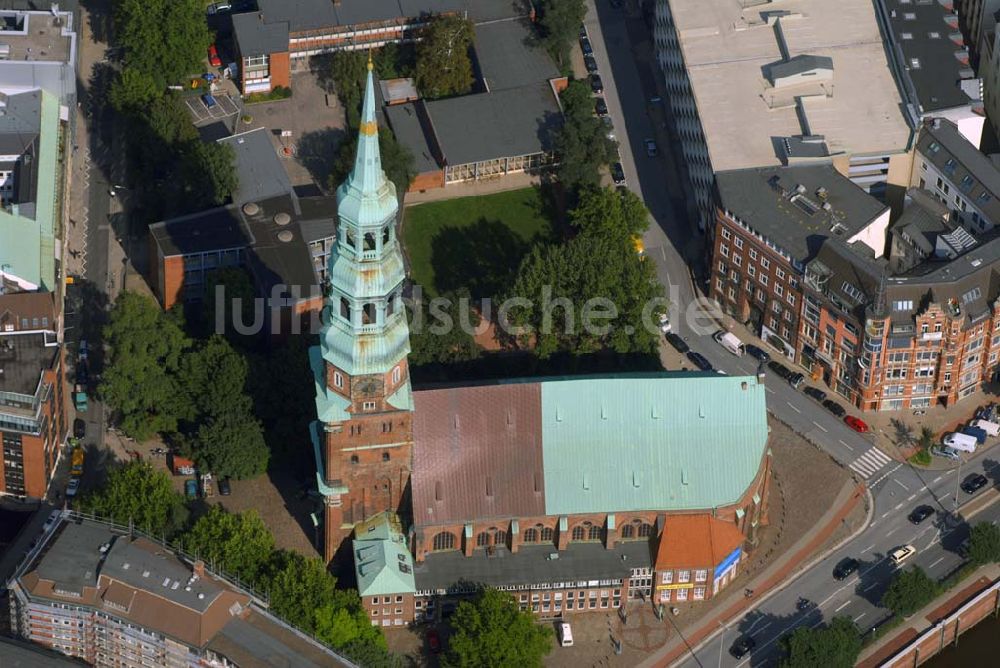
[930,445,961,461]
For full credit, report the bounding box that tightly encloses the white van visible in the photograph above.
[713,330,745,357]
[943,432,978,453]
[558,622,573,647]
[970,419,1000,437]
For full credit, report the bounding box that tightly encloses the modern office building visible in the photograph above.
[7,514,352,667]
[653,0,913,231]
[0,291,63,499]
[318,64,772,624]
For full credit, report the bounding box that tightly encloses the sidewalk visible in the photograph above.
[640,481,869,667]
[856,563,1000,668]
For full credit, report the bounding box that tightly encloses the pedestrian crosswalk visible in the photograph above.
[848,448,893,478]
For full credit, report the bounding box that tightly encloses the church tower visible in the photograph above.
[312,59,413,563]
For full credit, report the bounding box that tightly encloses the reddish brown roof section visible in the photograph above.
[0,291,55,331]
[412,383,546,526]
[655,514,744,570]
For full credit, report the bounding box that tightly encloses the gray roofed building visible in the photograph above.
[232,11,289,56]
[767,54,834,88]
[414,541,652,592]
[32,521,109,596]
[889,189,953,272]
[149,208,251,258]
[256,0,340,32]
[716,164,890,264]
[384,102,440,174]
[427,81,561,167]
[474,19,560,92]
[217,127,294,206]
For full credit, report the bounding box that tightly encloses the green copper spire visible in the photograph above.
[320,58,410,382]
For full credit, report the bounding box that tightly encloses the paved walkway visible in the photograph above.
[403,171,542,206]
[856,563,1000,668]
[639,481,868,667]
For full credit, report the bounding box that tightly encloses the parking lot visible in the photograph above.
[185,92,240,126]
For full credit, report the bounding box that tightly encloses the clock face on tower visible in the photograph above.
[355,376,383,399]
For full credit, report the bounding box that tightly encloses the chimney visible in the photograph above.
[193,560,205,577]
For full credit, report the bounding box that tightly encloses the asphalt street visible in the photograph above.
[585,2,1000,665]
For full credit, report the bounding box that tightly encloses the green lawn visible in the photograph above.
[401,187,554,298]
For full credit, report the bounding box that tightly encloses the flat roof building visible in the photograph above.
[655,0,914,229]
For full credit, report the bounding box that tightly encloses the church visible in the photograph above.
[310,62,772,626]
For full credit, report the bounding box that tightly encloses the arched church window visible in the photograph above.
[364,232,376,251]
[432,532,455,551]
[339,298,351,321]
[362,303,376,324]
[382,226,391,245]
[345,229,356,248]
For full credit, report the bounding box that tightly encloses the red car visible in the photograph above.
[208,44,222,67]
[427,629,442,654]
[844,416,869,433]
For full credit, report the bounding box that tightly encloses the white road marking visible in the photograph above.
[886,527,898,537]
[933,476,943,483]
[848,449,893,479]
[839,439,854,452]
[863,582,879,593]
[853,613,867,623]
[893,478,909,491]
[929,556,945,569]
[861,544,875,554]
[813,421,828,432]
[787,402,801,413]
[880,512,890,519]
[944,469,955,476]
[765,387,775,394]
[757,622,771,633]
[907,493,916,501]
[835,601,851,612]
[894,502,905,511]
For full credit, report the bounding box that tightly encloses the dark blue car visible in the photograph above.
[686,351,713,371]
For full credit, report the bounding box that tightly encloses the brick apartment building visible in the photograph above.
[709,119,1000,411]
[7,514,351,667]
[0,291,64,498]
[318,65,772,625]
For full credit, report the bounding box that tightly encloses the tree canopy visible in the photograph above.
[415,15,475,99]
[100,293,189,440]
[570,186,650,240]
[780,616,862,668]
[537,0,588,70]
[553,81,618,193]
[408,289,483,368]
[78,461,188,536]
[443,588,552,667]
[881,566,941,618]
[180,506,274,584]
[967,521,1000,565]
[112,0,211,110]
[330,129,415,196]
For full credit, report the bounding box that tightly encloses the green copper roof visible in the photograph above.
[540,374,769,515]
[310,420,347,497]
[353,515,416,597]
[336,63,398,229]
[0,90,60,290]
[310,345,350,423]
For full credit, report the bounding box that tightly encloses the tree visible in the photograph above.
[553,81,617,193]
[265,551,340,632]
[247,337,316,462]
[780,616,862,668]
[181,140,238,207]
[180,506,275,584]
[330,129,415,196]
[314,600,386,652]
[114,0,211,91]
[203,268,258,338]
[179,336,254,421]
[109,67,161,112]
[882,566,941,618]
[408,289,483,367]
[324,50,368,129]
[570,186,650,240]
[415,15,475,99]
[443,589,552,667]
[78,461,188,536]
[194,412,269,479]
[968,521,1000,564]
[538,0,587,69]
[100,292,190,440]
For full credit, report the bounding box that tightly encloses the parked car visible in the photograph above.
[666,332,690,354]
[558,622,574,647]
[590,73,603,93]
[207,44,222,67]
[908,505,934,524]
[930,445,962,461]
[43,510,61,531]
[207,2,232,14]
[844,416,869,433]
[611,162,626,186]
[658,312,671,333]
[890,544,916,566]
[580,36,593,56]
[729,636,756,659]
[73,418,86,439]
[185,478,198,500]
[579,25,588,40]
[768,360,792,379]
[745,344,770,363]
[201,93,217,109]
[603,115,615,140]
[66,477,80,498]
[961,473,989,495]
[584,54,599,73]
[594,97,608,116]
[645,138,658,157]
[833,557,859,580]
[427,629,442,653]
[686,351,713,372]
[803,387,827,402]
[712,330,745,356]
[218,477,232,496]
[788,372,805,389]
